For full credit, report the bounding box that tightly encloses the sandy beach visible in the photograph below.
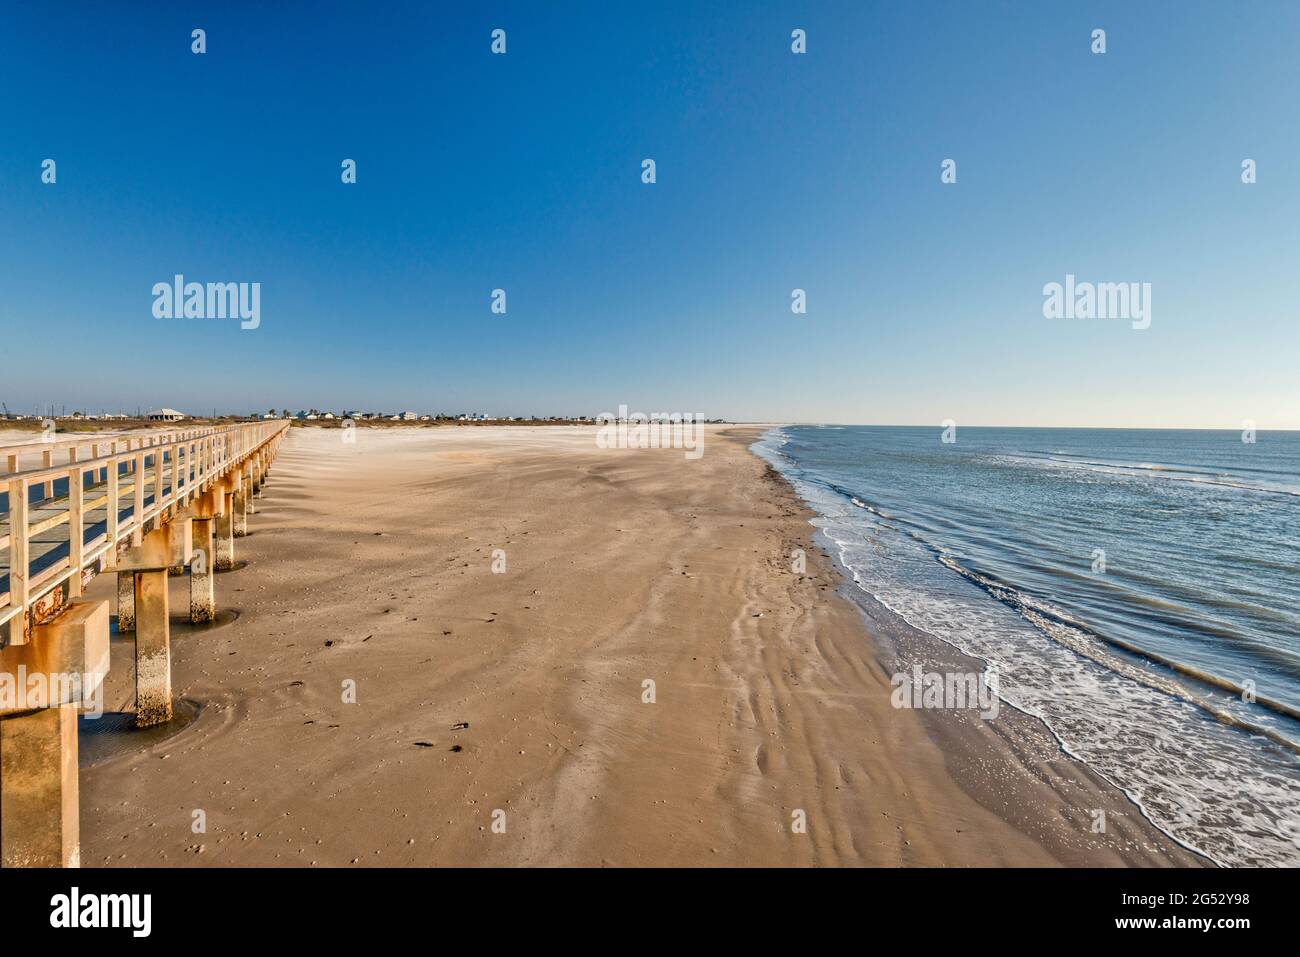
[73,425,1203,867]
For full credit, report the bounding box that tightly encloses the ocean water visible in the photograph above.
[755,425,1300,867]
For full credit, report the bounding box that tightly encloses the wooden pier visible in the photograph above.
[0,421,289,866]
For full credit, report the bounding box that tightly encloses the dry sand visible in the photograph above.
[77,425,1203,866]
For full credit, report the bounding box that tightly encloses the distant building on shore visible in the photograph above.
[147,408,186,422]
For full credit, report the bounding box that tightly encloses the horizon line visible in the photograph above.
[7,411,1298,434]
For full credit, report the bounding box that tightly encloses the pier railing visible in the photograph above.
[1,421,289,640]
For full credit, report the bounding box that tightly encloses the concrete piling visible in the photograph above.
[0,599,110,867]
[116,521,191,728]
[189,517,216,623]
[116,570,135,633]
[233,471,248,537]
[133,570,172,727]
[215,491,235,570]
[0,705,79,867]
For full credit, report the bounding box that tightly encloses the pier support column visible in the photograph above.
[245,464,257,514]
[0,705,79,867]
[116,571,135,633]
[134,570,172,727]
[190,518,216,623]
[232,471,248,537]
[233,487,248,536]
[117,522,190,729]
[0,598,109,868]
[215,493,235,571]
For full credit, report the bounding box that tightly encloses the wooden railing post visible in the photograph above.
[106,454,120,561]
[39,449,53,501]
[67,465,84,598]
[132,451,145,544]
[6,477,30,645]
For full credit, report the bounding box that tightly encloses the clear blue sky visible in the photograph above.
[2,1,1297,427]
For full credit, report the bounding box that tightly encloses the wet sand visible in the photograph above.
[77,425,1203,866]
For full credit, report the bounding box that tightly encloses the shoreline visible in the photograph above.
[754,426,1289,868]
[75,424,1201,866]
[829,543,1211,867]
[749,429,1205,867]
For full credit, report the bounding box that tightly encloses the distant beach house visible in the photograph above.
[147,408,186,422]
